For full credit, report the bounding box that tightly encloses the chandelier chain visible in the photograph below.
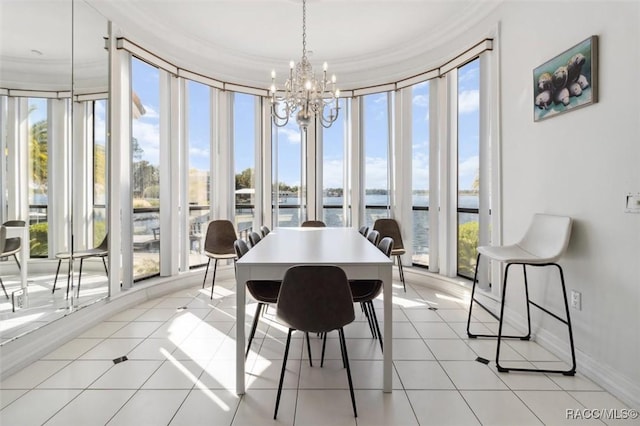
[302,0,307,59]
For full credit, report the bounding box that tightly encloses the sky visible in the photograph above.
[128,56,480,194]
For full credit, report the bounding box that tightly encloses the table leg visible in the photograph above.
[382,265,393,392]
[236,266,247,394]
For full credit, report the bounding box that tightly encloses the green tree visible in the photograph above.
[235,167,253,189]
[458,221,479,277]
[29,119,48,187]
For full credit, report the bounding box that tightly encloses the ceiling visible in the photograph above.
[0,0,503,92]
[88,0,503,90]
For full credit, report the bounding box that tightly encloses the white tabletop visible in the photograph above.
[235,227,393,394]
[237,227,392,267]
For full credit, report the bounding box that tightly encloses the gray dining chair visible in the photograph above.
[0,220,25,271]
[301,220,326,227]
[366,229,380,246]
[374,218,407,291]
[260,225,271,237]
[202,220,238,299]
[274,265,357,419]
[234,239,281,359]
[248,231,262,247]
[358,226,369,236]
[53,233,109,299]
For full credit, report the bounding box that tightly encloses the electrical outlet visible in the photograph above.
[570,290,581,311]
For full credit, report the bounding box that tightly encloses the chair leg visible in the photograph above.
[466,253,482,337]
[362,301,376,338]
[274,328,293,420]
[65,258,73,300]
[338,328,357,418]
[467,254,528,340]
[210,259,218,300]
[52,259,62,294]
[102,257,109,277]
[321,332,327,367]
[397,255,406,292]
[77,258,84,298]
[13,254,21,270]
[246,303,263,358]
[0,276,8,299]
[202,259,211,288]
[496,263,576,376]
[369,301,383,353]
[305,332,313,367]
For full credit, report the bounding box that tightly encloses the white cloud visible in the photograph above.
[141,105,159,119]
[458,155,479,189]
[364,156,388,189]
[277,127,301,144]
[413,94,429,107]
[412,152,429,190]
[189,146,209,158]
[132,120,161,164]
[323,158,344,188]
[458,89,479,114]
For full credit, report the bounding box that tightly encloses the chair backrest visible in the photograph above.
[204,220,237,255]
[0,225,6,253]
[518,214,572,262]
[260,225,271,237]
[277,265,355,333]
[2,220,25,227]
[373,218,404,250]
[248,231,262,247]
[301,220,326,228]
[358,226,369,236]
[377,237,394,258]
[234,239,250,259]
[95,233,109,251]
[366,230,380,246]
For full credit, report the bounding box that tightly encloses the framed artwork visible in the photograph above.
[533,35,598,122]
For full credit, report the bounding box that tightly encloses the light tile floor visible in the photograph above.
[0,277,636,425]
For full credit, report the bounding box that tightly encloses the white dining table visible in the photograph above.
[234,227,394,394]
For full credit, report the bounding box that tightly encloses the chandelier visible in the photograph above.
[269,0,340,129]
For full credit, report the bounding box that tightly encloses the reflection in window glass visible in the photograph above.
[272,118,303,227]
[322,98,348,227]
[186,80,211,268]
[363,93,390,228]
[93,99,108,246]
[412,82,430,266]
[457,59,480,278]
[28,98,49,257]
[131,58,160,279]
[234,93,257,237]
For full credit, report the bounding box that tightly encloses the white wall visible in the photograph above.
[486,0,640,408]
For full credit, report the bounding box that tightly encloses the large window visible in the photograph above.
[186,80,211,268]
[93,99,107,246]
[362,93,391,228]
[322,98,348,226]
[234,93,258,237]
[272,119,303,227]
[457,59,480,278]
[28,98,49,257]
[411,82,430,267]
[131,58,161,279]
